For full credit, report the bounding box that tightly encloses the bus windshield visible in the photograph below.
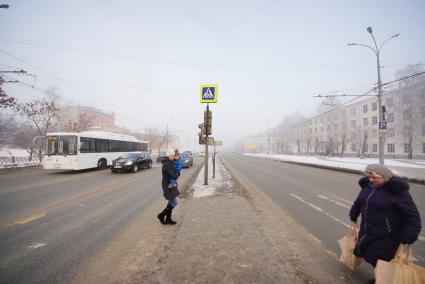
[45,135,77,156]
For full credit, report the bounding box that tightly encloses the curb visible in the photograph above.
[243,154,425,186]
[0,165,42,174]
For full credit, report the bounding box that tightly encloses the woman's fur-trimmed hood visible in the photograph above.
[358,176,409,194]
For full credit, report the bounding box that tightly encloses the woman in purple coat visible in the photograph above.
[350,164,421,272]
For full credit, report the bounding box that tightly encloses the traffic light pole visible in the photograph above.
[204,103,209,185]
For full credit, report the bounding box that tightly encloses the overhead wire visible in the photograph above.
[0,48,157,130]
[1,35,421,71]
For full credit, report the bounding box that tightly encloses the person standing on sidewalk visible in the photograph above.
[349,164,421,282]
[157,149,180,225]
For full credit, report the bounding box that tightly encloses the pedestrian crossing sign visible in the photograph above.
[200,84,218,103]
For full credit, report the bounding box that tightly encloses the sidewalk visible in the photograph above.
[73,158,364,283]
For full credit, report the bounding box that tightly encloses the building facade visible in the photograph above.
[258,80,425,159]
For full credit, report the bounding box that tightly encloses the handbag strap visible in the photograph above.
[394,244,414,264]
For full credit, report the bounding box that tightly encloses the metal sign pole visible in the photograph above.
[204,103,209,185]
[212,143,216,178]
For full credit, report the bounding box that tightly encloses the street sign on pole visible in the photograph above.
[200,84,218,103]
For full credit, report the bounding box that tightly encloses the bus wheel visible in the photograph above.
[132,165,139,173]
[98,159,107,169]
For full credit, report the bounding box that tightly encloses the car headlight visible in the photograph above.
[125,161,133,165]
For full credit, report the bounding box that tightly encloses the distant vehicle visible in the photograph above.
[199,152,205,157]
[111,151,152,173]
[43,131,148,170]
[180,152,193,168]
[156,151,167,163]
[182,150,193,157]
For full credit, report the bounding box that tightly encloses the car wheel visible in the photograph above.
[111,169,117,173]
[148,161,152,168]
[132,165,138,173]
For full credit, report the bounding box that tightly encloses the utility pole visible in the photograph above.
[199,84,218,186]
[348,27,399,165]
[204,104,210,185]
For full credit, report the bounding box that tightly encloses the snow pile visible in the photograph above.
[191,157,233,198]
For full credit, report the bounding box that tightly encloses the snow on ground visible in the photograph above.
[0,147,29,157]
[191,157,233,198]
[244,153,425,180]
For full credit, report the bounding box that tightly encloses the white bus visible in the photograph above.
[43,131,148,170]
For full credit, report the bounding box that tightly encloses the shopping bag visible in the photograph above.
[375,244,425,284]
[338,223,362,270]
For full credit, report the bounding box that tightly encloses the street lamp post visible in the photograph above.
[348,27,399,165]
[263,118,270,155]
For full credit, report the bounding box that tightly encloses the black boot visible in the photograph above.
[157,207,167,224]
[165,206,177,225]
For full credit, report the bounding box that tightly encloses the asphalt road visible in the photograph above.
[0,163,167,283]
[220,153,425,279]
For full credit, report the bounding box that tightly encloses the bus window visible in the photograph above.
[80,137,96,153]
[59,135,77,155]
[45,136,58,155]
[95,139,109,152]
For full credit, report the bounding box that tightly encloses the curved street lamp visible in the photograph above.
[0,4,9,9]
[348,27,399,165]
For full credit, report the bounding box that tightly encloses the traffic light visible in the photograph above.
[204,110,212,135]
[198,123,206,144]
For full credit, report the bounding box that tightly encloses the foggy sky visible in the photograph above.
[1,0,424,151]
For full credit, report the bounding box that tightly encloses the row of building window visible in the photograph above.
[350,143,425,153]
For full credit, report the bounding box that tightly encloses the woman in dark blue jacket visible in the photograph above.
[350,164,421,268]
[157,150,180,225]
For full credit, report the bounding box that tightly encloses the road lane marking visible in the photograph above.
[4,170,157,228]
[318,195,351,209]
[292,194,425,243]
[13,212,46,225]
[290,193,350,228]
[330,194,353,206]
[28,243,48,249]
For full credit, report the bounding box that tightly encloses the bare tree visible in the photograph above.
[0,81,16,108]
[13,123,39,160]
[61,113,94,132]
[393,64,425,159]
[15,98,58,160]
[144,127,164,154]
[0,110,19,145]
[340,133,346,157]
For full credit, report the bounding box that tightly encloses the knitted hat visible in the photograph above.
[365,164,393,180]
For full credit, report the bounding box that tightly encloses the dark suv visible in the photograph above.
[111,151,152,173]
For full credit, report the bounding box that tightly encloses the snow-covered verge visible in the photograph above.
[243,153,425,182]
[191,157,234,198]
[0,147,41,169]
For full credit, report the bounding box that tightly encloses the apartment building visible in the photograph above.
[272,79,425,159]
